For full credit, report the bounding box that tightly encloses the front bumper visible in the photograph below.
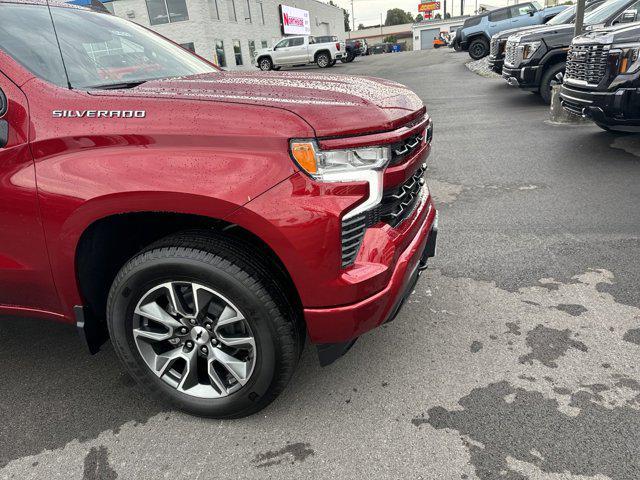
[560,84,640,129]
[306,194,437,350]
[488,56,504,73]
[502,65,539,90]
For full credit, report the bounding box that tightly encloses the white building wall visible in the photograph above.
[112,0,346,70]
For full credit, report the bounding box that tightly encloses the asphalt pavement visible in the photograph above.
[2,48,640,480]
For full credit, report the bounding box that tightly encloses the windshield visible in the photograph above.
[546,5,575,24]
[0,3,217,89]
[585,0,630,24]
[531,1,543,10]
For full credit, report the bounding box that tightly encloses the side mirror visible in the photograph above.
[529,9,535,16]
[621,10,637,22]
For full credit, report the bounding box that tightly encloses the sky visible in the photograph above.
[331,0,425,27]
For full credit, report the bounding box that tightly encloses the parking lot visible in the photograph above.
[2,48,640,480]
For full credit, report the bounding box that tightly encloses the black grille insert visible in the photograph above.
[565,44,609,86]
[340,164,427,267]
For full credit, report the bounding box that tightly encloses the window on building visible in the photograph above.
[233,39,243,65]
[214,39,226,67]
[180,42,195,52]
[146,0,189,25]
[208,0,220,19]
[243,0,251,22]
[257,0,265,24]
[261,40,268,49]
[227,0,237,21]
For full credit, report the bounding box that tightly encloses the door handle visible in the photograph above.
[0,120,8,148]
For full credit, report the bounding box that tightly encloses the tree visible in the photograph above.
[358,23,365,30]
[384,8,414,25]
[329,1,350,31]
[444,12,451,18]
[383,35,398,43]
[435,12,442,19]
[415,13,424,22]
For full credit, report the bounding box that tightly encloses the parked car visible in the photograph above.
[346,38,368,60]
[560,21,640,131]
[314,35,349,64]
[488,0,605,74]
[0,0,437,418]
[347,38,369,56]
[370,43,395,54]
[503,0,640,103]
[456,2,567,60]
[255,35,343,70]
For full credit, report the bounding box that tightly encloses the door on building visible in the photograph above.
[420,28,441,50]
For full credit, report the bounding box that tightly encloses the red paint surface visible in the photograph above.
[0,6,436,344]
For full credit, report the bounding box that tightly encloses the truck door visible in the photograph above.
[0,2,65,314]
[0,71,61,313]
[487,8,512,36]
[511,4,536,27]
[288,36,308,63]
[272,38,292,64]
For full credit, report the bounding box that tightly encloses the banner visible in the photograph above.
[280,5,311,36]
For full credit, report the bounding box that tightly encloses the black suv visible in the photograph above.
[488,0,605,74]
[502,0,640,103]
[561,23,640,131]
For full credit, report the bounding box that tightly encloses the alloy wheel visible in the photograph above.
[132,282,256,399]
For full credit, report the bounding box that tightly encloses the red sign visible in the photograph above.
[418,2,440,12]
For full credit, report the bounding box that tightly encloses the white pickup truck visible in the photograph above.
[255,35,344,71]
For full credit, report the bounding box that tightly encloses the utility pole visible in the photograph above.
[349,0,354,39]
[461,0,464,16]
[574,0,586,36]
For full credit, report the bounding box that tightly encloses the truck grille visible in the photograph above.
[490,37,500,57]
[505,41,518,67]
[340,164,427,267]
[565,44,609,86]
[390,121,432,166]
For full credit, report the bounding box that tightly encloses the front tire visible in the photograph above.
[107,232,301,419]
[258,57,273,71]
[540,62,565,105]
[316,52,331,68]
[468,38,489,60]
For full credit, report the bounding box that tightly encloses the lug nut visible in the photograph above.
[205,323,213,331]
[185,341,194,350]
[200,346,208,355]
[179,327,189,335]
[189,319,197,326]
[211,338,218,346]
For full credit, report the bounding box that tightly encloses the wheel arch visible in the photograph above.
[466,32,491,44]
[535,49,567,83]
[71,209,304,353]
[314,49,331,61]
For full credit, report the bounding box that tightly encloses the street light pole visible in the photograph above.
[349,0,354,39]
[574,0,586,36]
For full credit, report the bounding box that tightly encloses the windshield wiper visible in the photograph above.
[86,80,150,90]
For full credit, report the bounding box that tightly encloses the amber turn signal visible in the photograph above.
[290,141,318,174]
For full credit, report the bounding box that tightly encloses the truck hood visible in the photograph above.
[515,23,574,42]
[574,22,640,45]
[89,71,425,138]
[496,24,552,41]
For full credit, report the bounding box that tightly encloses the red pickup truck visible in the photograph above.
[0,0,437,418]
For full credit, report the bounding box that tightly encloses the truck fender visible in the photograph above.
[535,48,568,84]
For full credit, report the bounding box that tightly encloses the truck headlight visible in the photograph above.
[520,41,541,60]
[290,140,391,180]
[290,140,392,219]
[613,44,640,74]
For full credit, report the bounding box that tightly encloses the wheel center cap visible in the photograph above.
[190,326,210,346]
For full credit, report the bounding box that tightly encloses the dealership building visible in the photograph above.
[107,0,346,69]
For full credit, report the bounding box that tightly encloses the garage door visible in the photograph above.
[420,28,441,50]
